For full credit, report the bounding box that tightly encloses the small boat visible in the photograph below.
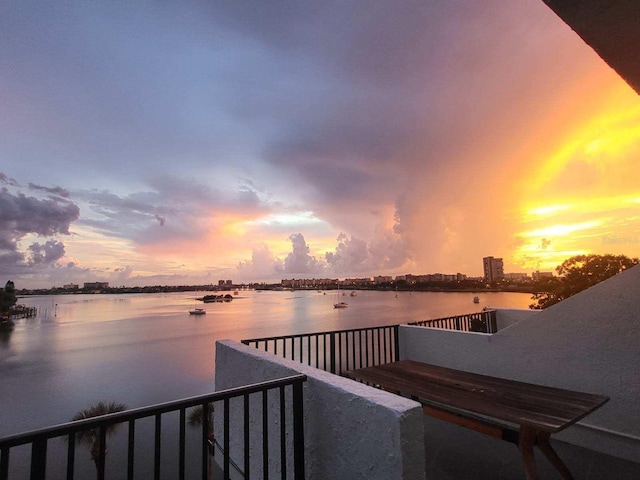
[473,296,480,304]
[333,282,349,308]
[189,308,206,315]
[334,283,348,308]
[350,291,357,297]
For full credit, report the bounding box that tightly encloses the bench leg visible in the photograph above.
[536,432,574,480]
[518,427,539,480]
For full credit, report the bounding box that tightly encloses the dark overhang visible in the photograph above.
[543,0,640,94]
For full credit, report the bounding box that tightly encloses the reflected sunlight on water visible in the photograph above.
[1,290,531,437]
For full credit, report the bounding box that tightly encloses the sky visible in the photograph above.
[1,0,639,289]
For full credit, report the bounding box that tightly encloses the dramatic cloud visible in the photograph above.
[236,243,284,281]
[0,181,79,275]
[1,2,639,288]
[28,183,70,198]
[112,266,134,284]
[324,230,408,274]
[282,233,323,275]
[325,234,369,273]
[0,190,78,238]
[0,173,18,187]
[28,240,66,265]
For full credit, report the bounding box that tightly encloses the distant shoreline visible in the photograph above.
[17,285,537,296]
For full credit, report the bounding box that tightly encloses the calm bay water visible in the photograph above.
[1,289,532,437]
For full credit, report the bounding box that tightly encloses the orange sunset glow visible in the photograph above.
[510,81,640,271]
[1,1,639,288]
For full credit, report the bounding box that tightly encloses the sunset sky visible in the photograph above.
[1,1,639,289]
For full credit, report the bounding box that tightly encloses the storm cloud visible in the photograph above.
[0,180,79,273]
[28,240,66,265]
[282,233,323,274]
[1,1,635,287]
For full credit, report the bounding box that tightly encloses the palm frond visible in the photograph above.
[187,403,214,429]
[71,401,127,444]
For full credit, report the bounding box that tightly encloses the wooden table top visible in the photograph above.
[345,360,609,433]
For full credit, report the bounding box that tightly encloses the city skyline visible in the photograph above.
[2,1,639,289]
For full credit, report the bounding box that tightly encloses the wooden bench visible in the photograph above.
[345,360,609,480]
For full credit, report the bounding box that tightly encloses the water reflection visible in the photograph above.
[1,290,532,440]
[0,329,11,347]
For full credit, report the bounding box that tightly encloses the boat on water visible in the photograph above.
[189,308,206,315]
[334,283,348,308]
[350,291,357,297]
[473,296,480,304]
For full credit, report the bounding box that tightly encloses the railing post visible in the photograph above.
[329,333,336,374]
[67,432,76,480]
[1,447,10,480]
[30,439,47,480]
[488,310,497,333]
[1,375,306,480]
[202,403,209,480]
[292,380,305,479]
[223,398,230,480]
[393,325,400,361]
[98,426,107,480]
[154,414,161,480]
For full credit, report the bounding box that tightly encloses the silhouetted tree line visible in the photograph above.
[0,280,17,314]
[530,254,639,309]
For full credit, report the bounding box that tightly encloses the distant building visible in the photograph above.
[483,257,504,282]
[532,271,554,281]
[396,273,467,284]
[504,273,529,281]
[374,275,393,284]
[63,283,79,290]
[343,278,372,286]
[281,278,338,288]
[83,282,109,290]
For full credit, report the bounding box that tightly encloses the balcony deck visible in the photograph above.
[423,415,640,480]
[237,300,640,479]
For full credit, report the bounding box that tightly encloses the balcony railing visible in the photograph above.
[408,309,497,333]
[242,325,400,376]
[242,312,497,377]
[0,375,307,480]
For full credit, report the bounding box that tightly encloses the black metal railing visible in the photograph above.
[408,310,497,333]
[242,325,400,376]
[0,375,307,480]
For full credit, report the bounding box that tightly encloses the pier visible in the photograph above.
[8,305,37,319]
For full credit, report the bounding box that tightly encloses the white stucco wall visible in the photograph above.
[215,339,426,480]
[399,265,640,463]
[492,307,540,331]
